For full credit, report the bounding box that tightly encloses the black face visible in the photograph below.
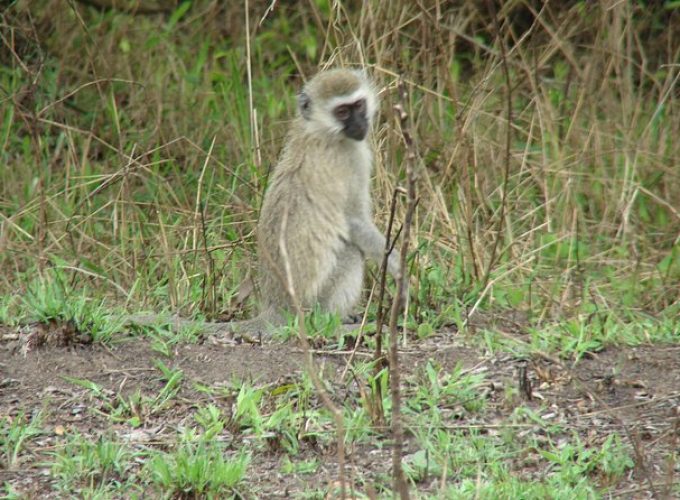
[334,98,368,141]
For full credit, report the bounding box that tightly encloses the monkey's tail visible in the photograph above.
[124,310,280,343]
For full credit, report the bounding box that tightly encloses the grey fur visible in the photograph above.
[231,69,400,338]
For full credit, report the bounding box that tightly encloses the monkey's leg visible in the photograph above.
[318,250,364,319]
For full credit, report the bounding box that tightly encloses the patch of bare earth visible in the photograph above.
[1,320,678,497]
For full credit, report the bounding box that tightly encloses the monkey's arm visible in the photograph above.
[348,217,400,278]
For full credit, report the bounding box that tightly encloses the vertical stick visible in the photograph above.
[374,187,401,358]
[244,0,261,169]
[390,77,417,500]
[480,0,512,291]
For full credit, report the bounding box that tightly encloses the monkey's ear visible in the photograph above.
[298,92,312,119]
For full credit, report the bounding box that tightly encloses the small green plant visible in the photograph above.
[50,434,136,492]
[538,433,634,487]
[274,308,343,343]
[153,359,184,407]
[0,410,43,468]
[192,378,318,453]
[65,368,183,426]
[19,270,123,343]
[231,381,264,434]
[511,407,565,435]
[280,455,319,474]
[20,271,71,324]
[407,361,487,416]
[343,405,375,445]
[0,294,19,325]
[110,389,146,427]
[443,475,597,499]
[194,404,225,440]
[406,428,511,485]
[0,482,21,500]
[65,377,140,425]
[148,330,173,357]
[147,442,249,498]
[264,401,301,454]
[130,313,205,346]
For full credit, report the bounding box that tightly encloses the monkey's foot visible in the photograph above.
[343,313,363,324]
[208,329,265,345]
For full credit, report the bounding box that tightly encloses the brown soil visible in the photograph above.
[1,321,678,498]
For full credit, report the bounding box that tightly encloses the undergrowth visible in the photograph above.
[1,1,678,497]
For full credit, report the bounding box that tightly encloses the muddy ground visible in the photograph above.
[1,320,678,498]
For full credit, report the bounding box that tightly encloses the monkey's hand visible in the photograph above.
[387,251,401,280]
[348,217,400,275]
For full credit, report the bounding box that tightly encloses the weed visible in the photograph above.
[0,410,43,468]
[1,1,678,497]
[537,434,634,489]
[407,361,487,416]
[50,434,137,492]
[280,455,319,475]
[231,381,264,434]
[146,442,249,498]
[194,404,226,440]
[64,364,184,426]
[17,270,123,343]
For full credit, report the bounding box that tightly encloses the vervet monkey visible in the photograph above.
[127,69,399,340]
[250,68,400,334]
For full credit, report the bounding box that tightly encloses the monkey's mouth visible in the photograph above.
[343,122,368,141]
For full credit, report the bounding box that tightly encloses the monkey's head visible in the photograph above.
[297,68,378,141]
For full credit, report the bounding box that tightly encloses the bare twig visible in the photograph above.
[195,136,217,316]
[480,0,513,291]
[374,187,402,360]
[390,77,418,500]
[360,186,402,426]
[244,0,261,169]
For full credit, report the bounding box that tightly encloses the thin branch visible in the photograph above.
[374,187,403,359]
[390,77,417,500]
[480,0,512,291]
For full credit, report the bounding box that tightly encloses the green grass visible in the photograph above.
[51,434,139,495]
[0,410,43,469]
[1,1,679,497]
[146,443,249,499]
[63,359,185,427]
[48,431,249,498]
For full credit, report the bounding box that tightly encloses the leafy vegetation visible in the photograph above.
[1,0,678,497]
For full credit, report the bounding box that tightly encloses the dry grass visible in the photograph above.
[1,1,678,328]
[1,2,679,496]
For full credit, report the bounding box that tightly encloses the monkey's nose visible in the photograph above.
[344,123,368,141]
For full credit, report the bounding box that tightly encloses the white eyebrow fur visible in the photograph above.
[326,89,369,108]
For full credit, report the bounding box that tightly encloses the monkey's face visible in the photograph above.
[298,69,377,141]
[333,98,368,141]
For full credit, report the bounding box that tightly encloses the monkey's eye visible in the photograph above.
[354,99,366,113]
[334,105,351,121]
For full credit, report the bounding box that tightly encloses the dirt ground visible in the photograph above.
[1,321,678,498]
